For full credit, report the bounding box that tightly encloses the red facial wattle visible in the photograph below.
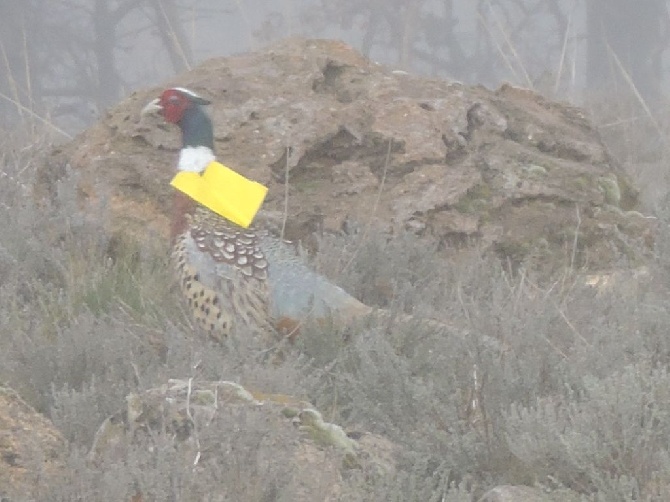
[159,89,188,124]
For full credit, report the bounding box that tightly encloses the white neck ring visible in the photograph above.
[178,146,215,173]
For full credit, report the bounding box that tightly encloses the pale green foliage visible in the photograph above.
[506,365,670,500]
[2,132,670,500]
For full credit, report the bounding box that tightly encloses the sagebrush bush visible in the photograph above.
[3,127,670,500]
[302,215,670,499]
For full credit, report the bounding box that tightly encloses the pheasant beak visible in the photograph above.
[141,98,163,116]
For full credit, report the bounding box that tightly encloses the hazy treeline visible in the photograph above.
[0,0,667,133]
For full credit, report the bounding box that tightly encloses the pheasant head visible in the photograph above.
[142,87,216,173]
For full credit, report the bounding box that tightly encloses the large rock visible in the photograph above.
[477,485,581,502]
[41,38,653,274]
[0,385,67,499]
[90,379,396,501]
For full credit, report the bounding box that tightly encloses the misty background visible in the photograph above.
[1,0,669,143]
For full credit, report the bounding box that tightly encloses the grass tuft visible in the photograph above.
[3,127,670,499]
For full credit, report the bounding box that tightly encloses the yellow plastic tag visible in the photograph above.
[170,161,268,228]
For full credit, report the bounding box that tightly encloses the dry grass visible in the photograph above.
[3,123,670,501]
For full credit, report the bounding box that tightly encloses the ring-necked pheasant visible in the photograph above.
[141,87,372,343]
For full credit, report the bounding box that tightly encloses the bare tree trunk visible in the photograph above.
[586,0,666,103]
[151,0,194,73]
[93,0,122,108]
[399,0,422,70]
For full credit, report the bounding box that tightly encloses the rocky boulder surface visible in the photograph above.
[90,379,396,501]
[0,386,66,500]
[477,484,581,502]
[41,37,653,275]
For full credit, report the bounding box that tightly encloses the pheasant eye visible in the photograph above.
[168,95,180,104]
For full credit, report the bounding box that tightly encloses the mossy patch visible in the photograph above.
[598,175,621,207]
[454,183,492,214]
[521,163,548,177]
